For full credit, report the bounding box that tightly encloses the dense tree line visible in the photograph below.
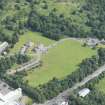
[82,0,105,39]
[27,9,86,40]
[0,54,30,76]
[1,0,105,44]
[0,0,29,46]
[3,48,105,103]
[27,0,105,40]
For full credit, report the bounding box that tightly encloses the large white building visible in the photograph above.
[0,88,22,105]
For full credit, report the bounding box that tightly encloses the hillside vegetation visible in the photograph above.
[0,0,105,46]
[1,0,105,103]
[27,0,105,39]
[0,0,30,46]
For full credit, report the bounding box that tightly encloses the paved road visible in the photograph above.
[47,38,83,49]
[33,64,105,105]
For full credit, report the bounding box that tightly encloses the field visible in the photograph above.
[35,0,85,17]
[10,31,55,53]
[95,77,105,94]
[24,39,96,87]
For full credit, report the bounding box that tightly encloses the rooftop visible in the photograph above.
[0,88,22,105]
[78,88,90,97]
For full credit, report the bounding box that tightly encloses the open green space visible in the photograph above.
[35,0,85,17]
[24,39,96,87]
[95,77,105,94]
[10,31,55,53]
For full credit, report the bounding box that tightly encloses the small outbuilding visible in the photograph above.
[20,45,28,55]
[33,44,48,54]
[84,38,99,48]
[0,88,22,105]
[0,42,9,54]
[78,88,90,97]
[60,101,68,105]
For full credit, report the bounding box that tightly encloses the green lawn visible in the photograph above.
[24,39,96,87]
[95,77,105,94]
[10,31,55,53]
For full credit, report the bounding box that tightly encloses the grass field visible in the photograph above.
[95,77,105,94]
[24,39,96,87]
[35,0,85,17]
[10,31,55,53]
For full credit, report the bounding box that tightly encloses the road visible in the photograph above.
[33,64,105,105]
[47,38,83,49]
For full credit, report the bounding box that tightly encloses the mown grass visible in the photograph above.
[10,31,55,53]
[24,39,96,87]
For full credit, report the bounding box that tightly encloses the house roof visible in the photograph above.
[78,88,90,97]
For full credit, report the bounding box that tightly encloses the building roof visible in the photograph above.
[78,88,90,97]
[0,88,22,105]
[20,46,27,55]
[60,101,68,105]
[4,88,22,101]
